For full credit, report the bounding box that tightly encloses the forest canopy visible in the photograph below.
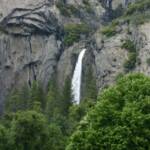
[66,73,150,150]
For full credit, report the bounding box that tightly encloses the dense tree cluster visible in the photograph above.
[0,72,96,150]
[66,73,150,150]
[0,73,150,150]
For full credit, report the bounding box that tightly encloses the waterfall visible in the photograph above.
[71,49,87,104]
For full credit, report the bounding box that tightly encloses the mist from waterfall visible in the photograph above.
[71,49,87,104]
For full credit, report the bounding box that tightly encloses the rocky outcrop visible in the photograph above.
[0,3,60,35]
[134,23,150,75]
[93,29,128,90]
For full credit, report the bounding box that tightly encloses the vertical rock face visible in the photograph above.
[0,0,62,113]
[135,23,150,75]
[0,33,61,113]
[93,31,128,90]
[0,0,49,21]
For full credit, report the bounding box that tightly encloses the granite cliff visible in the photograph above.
[0,0,149,113]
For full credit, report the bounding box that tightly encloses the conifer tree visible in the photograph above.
[61,77,73,116]
[0,124,7,150]
[83,66,97,102]
[30,81,46,111]
[46,77,60,119]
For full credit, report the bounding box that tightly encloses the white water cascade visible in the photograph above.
[71,48,87,104]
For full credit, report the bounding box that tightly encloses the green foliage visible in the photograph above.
[56,1,79,17]
[64,23,91,46]
[56,1,70,17]
[105,0,150,28]
[124,52,137,72]
[5,82,46,113]
[101,21,119,37]
[127,12,150,25]
[3,76,75,150]
[30,81,46,110]
[115,72,124,81]
[47,124,66,150]
[56,0,93,17]
[66,73,150,150]
[2,70,98,150]
[121,39,136,52]
[61,77,73,116]
[122,39,137,72]
[68,100,95,134]
[121,0,150,25]
[82,0,93,13]
[46,77,61,119]
[126,0,150,16]
[101,26,116,37]
[46,77,73,137]
[83,66,97,101]
[8,111,49,150]
[5,85,31,112]
[83,0,90,6]
[0,125,7,150]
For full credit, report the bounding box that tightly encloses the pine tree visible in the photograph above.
[19,84,31,110]
[5,86,31,112]
[61,77,73,116]
[83,66,97,102]
[46,77,60,119]
[0,124,8,150]
[5,89,20,112]
[30,81,46,111]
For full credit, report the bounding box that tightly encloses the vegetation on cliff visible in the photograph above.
[64,23,91,46]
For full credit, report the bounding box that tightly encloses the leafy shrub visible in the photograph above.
[68,5,80,15]
[117,0,150,25]
[126,0,150,15]
[83,0,89,5]
[101,21,119,37]
[115,72,124,81]
[56,2,71,17]
[64,23,91,46]
[124,11,150,25]
[56,2,80,17]
[82,0,93,13]
[132,12,150,25]
[0,125,7,149]
[121,39,136,52]
[122,39,137,72]
[124,52,137,72]
[101,26,116,37]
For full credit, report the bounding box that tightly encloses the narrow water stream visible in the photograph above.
[71,49,87,104]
